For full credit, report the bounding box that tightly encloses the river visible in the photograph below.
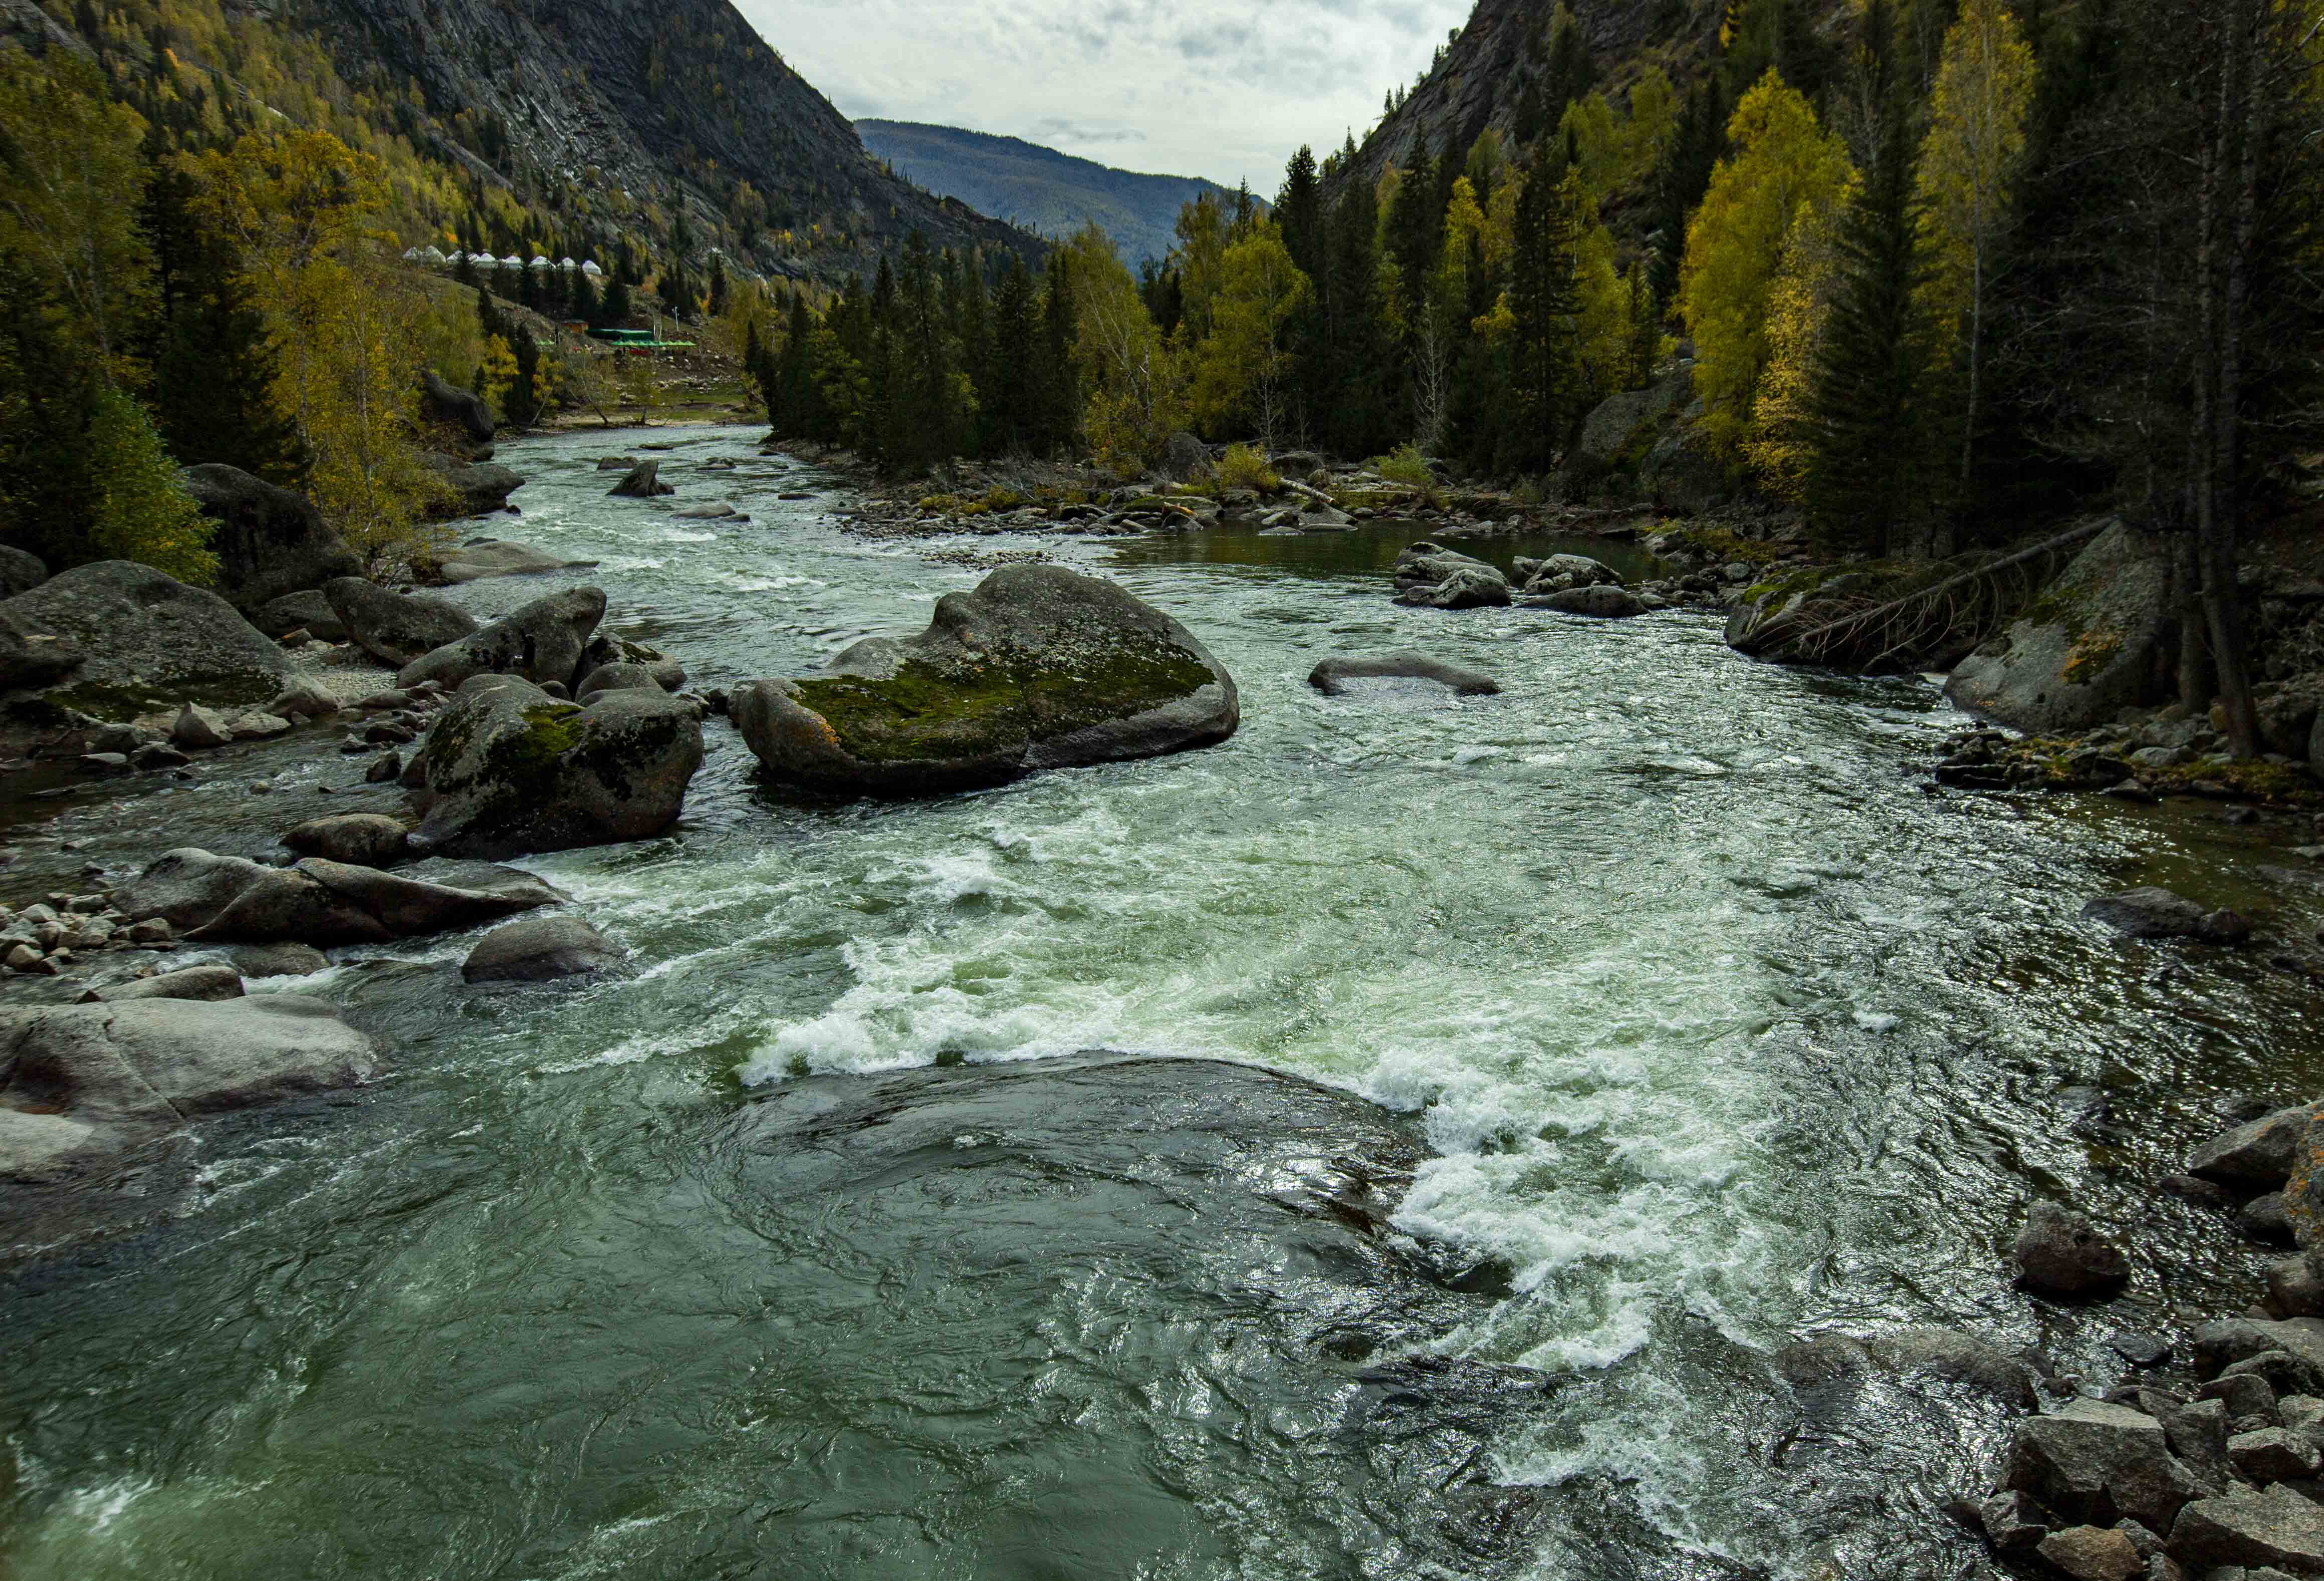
[6,425,2323,1580]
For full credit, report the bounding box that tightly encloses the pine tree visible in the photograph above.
[989,253,1039,452]
[1646,77,1727,302]
[1501,159,1583,475]
[1036,248,1080,453]
[1541,4,1598,127]
[1803,103,1938,555]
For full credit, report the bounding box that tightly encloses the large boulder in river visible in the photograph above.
[1390,543,1511,611]
[1945,521,2171,734]
[181,463,362,613]
[436,539,599,584]
[421,369,495,444]
[407,675,705,858]
[607,460,674,498]
[0,545,46,599]
[0,996,374,1183]
[284,813,410,867]
[324,577,478,667]
[0,560,292,719]
[2013,1201,2131,1296]
[1527,584,1648,618]
[421,453,524,520]
[461,913,626,983]
[731,564,1238,796]
[395,586,606,691]
[114,847,560,944]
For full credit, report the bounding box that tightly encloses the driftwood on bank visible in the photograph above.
[1741,520,2110,671]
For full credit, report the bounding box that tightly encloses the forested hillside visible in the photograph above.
[5,0,1038,281]
[857,121,1244,267]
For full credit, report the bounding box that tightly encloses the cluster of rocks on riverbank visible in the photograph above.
[1946,1097,2324,1580]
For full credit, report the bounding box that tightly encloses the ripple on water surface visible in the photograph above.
[9,427,2324,1580]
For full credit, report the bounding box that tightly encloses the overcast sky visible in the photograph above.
[734,0,1474,189]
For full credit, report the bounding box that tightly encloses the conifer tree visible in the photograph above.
[1500,158,1583,475]
[1803,101,1938,555]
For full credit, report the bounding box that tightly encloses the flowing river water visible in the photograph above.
[7,426,2324,1580]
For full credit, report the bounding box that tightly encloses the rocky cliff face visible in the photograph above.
[285,0,1039,279]
[1331,0,1714,195]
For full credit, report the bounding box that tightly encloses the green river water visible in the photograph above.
[6,425,2324,1580]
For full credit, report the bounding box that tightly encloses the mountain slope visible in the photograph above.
[6,0,1040,282]
[857,121,1240,266]
[1334,0,1712,194]
[295,0,1042,278]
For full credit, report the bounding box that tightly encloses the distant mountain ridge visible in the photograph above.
[856,120,1243,267]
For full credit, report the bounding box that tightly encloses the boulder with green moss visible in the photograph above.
[407,674,705,859]
[1945,523,2171,734]
[731,564,1239,796]
[0,560,292,723]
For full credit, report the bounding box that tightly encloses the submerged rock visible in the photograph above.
[231,942,331,978]
[461,913,626,983]
[407,676,704,859]
[733,564,1237,796]
[2082,887,2253,944]
[1308,653,1501,697]
[2014,1201,2131,1295]
[1526,584,1648,618]
[0,996,374,1184]
[324,577,479,667]
[435,540,599,584]
[395,587,606,692]
[115,847,559,944]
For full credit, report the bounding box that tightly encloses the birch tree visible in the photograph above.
[1916,0,2035,488]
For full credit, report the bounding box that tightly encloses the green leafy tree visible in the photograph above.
[1191,218,1313,446]
[87,384,216,582]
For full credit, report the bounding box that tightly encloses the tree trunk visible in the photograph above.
[2196,0,2262,757]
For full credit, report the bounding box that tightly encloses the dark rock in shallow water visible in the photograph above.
[732,564,1237,796]
[182,463,362,613]
[2191,1104,2322,1190]
[607,460,674,499]
[2082,887,2252,944]
[2014,1201,2131,1295]
[407,676,703,859]
[1308,652,1500,697]
[231,942,331,978]
[1390,543,1511,610]
[461,913,625,983]
[1524,584,1648,618]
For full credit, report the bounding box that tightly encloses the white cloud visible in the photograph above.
[733,0,1472,188]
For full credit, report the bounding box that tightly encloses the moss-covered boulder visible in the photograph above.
[408,675,705,859]
[731,564,1239,795]
[1945,523,2171,734]
[0,560,292,722]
